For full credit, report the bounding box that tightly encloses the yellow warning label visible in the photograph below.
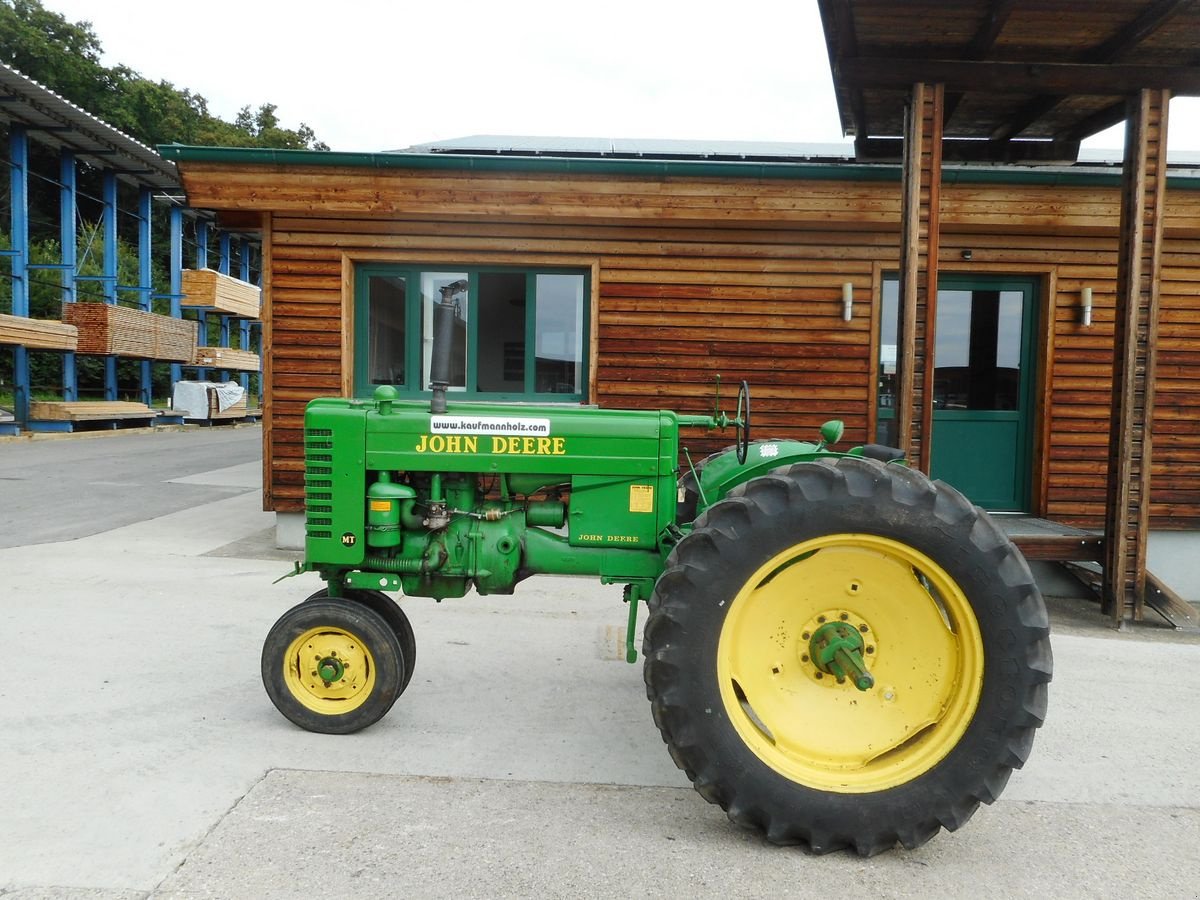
[629,484,655,513]
[369,500,393,512]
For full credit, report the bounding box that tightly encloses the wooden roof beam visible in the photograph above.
[992,0,1191,141]
[1088,0,1194,64]
[819,0,869,139]
[1060,100,1129,143]
[841,59,1200,95]
[944,0,1018,126]
[856,135,1079,163]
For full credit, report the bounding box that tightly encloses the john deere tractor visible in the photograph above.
[263,294,1052,856]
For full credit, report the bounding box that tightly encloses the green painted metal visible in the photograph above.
[365,472,413,549]
[928,277,1038,512]
[159,143,1200,191]
[687,429,876,512]
[809,622,874,692]
[317,656,345,684]
[300,385,864,621]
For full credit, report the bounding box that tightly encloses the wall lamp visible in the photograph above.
[1081,287,1093,327]
[842,282,854,322]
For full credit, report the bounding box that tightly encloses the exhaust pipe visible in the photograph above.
[429,279,466,414]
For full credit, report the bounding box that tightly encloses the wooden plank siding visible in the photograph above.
[177,162,1200,522]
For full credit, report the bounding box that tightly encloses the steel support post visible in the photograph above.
[239,238,252,391]
[102,171,118,401]
[169,205,184,386]
[60,149,77,401]
[218,232,231,382]
[195,221,209,381]
[9,125,29,426]
[137,188,152,406]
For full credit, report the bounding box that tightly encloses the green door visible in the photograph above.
[928,277,1037,511]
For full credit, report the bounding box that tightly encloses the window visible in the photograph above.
[355,264,588,401]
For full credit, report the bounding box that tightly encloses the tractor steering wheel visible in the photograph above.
[736,380,752,464]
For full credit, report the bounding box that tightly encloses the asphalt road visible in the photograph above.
[1,426,1198,898]
[0,426,263,547]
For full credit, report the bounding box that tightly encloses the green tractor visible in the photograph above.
[264,297,1051,855]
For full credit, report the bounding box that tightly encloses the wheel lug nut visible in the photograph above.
[817,615,826,623]
[801,654,809,663]
[840,612,849,620]
[802,631,811,640]
[860,624,869,633]
[866,645,875,654]
[815,671,824,679]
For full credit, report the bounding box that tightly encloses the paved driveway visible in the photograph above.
[0,429,1198,898]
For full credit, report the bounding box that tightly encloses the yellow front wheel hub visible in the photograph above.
[282,625,377,715]
[717,533,984,793]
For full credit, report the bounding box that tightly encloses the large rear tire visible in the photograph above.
[643,456,1051,855]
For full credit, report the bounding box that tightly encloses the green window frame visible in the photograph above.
[354,264,590,402]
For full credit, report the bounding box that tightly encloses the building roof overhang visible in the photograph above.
[818,0,1200,163]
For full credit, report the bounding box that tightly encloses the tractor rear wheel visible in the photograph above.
[305,587,417,691]
[263,599,406,734]
[643,456,1052,855]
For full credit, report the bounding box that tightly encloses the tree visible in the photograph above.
[0,0,329,150]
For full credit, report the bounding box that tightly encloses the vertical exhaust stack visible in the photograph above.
[429,279,466,414]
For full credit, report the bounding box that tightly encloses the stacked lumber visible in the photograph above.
[208,391,249,420]
[0,313,78,351]
[193,346,261,371]
[181,269,261,318]
[63,303,198,362]
[29,401,156,422]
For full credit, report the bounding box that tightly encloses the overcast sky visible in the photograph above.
[45,0,1200,155]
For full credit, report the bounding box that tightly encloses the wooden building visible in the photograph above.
[162,147,1196,545]
[161,0,1200,624]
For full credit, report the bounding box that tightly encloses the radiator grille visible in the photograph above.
[305,426,338,536]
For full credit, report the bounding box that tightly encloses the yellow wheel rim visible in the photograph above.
[282,626,377,715]
[716,533,984,793]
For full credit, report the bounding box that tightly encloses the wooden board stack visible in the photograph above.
[193,346,261,371]
[63,303,198,361]
[0,313,78,351]
[208,391,249,420]
[181,269,261,319]
[29,400,156,422]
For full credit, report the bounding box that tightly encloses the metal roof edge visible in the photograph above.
[157,144,1200,190]
[1,62,179,189]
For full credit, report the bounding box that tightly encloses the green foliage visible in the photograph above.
[0,0,329,150]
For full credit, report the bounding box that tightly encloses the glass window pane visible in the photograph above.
[878,278,899,408]
[420,273,468,391]
[934,288,1024,411]
[534,274,584,394]
[367,274,406,386]
[476,272,527,392]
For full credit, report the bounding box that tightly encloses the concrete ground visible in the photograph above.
[1,427,1199,898]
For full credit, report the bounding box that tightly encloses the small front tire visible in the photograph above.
[263,599,405,734]
[305,587,417,691]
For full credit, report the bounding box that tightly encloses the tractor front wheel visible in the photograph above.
[643,456,1052,855]
[305,587,417,691]
[263,599,406,734]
